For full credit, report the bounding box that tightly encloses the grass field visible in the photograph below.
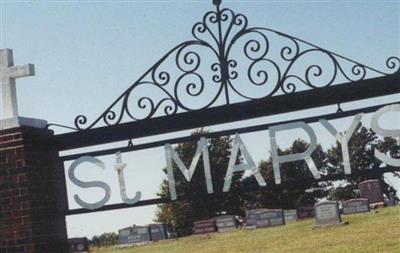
[92,206,400,253]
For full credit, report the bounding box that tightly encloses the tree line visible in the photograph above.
[155,127,399,236]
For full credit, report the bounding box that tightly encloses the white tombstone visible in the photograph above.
[1,49,46,129]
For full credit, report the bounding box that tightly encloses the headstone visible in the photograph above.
[68,238,89,253]
[386,192,396,206]
[296,205,315,219]
[245,209,266,229]
[192,219,217,234]
[214,215,237,232]
[358,179,384,208]
[118,225,151,245]
[342,198,370,215]
[246,209,285,229]
[148,223,168,241]
[283,209,298,222]
[314,201,342,226]
[244,177,258,209]
[257,209,285,228]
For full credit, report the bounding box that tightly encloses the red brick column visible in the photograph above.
[0,126,68,253]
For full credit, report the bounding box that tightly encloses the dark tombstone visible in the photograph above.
[118,225,151,245]
[245,209,267,229]
[68,238,89,253]
[148,223,168,241]
[255,209,285,228]
[244,177,258,209]
[386,192,396,206]
[168,232,178,239]
[192,219,217,234]
[314,201,342,226]
[358,179,384,208]
[342,198,370,215]
[296,205,315,219]
[246,209,285,229]
[118,226,132,245]
[283,210,298,222]
[214,215,237,232]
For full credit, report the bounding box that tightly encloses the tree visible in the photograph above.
[326,127,399,201]
[89,232,118,247]
[256,139,330,209]
[155,130,245,236]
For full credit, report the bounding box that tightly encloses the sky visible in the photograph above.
[1,0,399,238]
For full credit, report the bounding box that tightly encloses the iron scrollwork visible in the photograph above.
[66,0,399,131]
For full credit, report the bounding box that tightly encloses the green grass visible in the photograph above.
[92,206,400,253]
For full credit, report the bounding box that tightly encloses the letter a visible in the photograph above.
[223,134,266,192]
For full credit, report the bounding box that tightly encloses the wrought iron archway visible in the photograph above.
[48,0,400,215]
[49,0,399,135]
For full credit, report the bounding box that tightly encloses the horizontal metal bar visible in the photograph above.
[65,166,400,216]
[60,102,396,161]
[54,74,399,151]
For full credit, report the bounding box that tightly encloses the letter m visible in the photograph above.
[164,137,213,200]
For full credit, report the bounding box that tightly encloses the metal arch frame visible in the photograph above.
[48,0,399,139]
[58,102,399,162]
[44,0,400,215]
[53,74,399,151]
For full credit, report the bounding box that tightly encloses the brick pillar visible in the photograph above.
[0,126,68,253]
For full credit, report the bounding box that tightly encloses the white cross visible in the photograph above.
[1,48,35,120]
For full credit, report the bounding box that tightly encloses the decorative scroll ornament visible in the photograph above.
[66,0,399,131]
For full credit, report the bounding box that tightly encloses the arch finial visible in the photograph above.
[213,0,221,7]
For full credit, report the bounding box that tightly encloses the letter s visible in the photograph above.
[68,156,111,210]
[371,104,400,167]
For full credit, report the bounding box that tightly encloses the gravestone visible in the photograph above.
[244,177,258,209]
[256,209,285,228]
[297,205,315,219]
[358,179,384,208]
[342,198,370,215]
[246,209,285,229]
[148,223,169,241]
[386,192,396,206]
[68,238,89,253]
[215,215,237,232]
[314,201,342,226]
[245,209,266,229]
[284,209,298,222]
[192,219,217,234]
[118,225,151,245]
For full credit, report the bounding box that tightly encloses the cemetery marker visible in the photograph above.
[358,179,385,208]
[314,201,344,227]
[342,198,370,215]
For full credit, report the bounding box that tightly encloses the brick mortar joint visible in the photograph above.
[0,132,23,138]
[0,139,24,146]
[0,144,24,152]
